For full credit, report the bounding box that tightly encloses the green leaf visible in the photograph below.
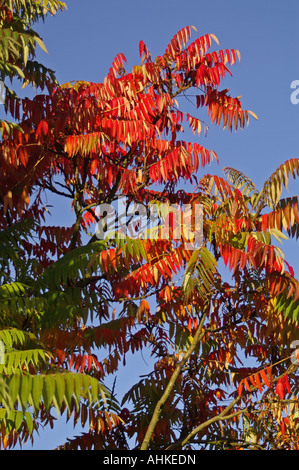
[54,374,65,410]
[25,412,34,434]
[42,375,55,410]
[34,36,48,54]
[31,375,43,412]
[20,375,31,409]
[23,44,29,66]
[15,411,24,432]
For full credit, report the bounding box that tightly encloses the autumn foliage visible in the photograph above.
[1,5,299,450]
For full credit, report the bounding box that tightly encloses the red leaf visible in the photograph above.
[280,421,285,436]
[249,375,257,389]
[87,355,93,372]
[284,374,291,394]
[69,354,75,369]
[18,146,28,166]
[80,354,87,372]
[262,214,268,232]
[36,119,48,138]
[266,366,273,386]
[139,40,145,57]
[275,379,285,400]
[285,260,295,277]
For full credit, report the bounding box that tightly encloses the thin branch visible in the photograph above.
[140,308,208,450]
[35,180,73,199]
[166,360,299,450]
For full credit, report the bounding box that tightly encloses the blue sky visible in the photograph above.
[18,0,299,449]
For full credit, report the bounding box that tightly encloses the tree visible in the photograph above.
[0,0,119,450]
[1,21,299,450]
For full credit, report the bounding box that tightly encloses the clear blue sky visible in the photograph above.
[19,0,299,449]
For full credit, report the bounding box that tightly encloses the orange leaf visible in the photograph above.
[260,369,270,388]
[87,355,93,372]
[109,248,116,270]
[243,378,251,393]
[139,299,150,313]
[249,375,257,389]
[254,372,263,393]
[101,250,108,273]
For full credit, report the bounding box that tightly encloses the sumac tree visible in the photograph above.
[0,15,299,450]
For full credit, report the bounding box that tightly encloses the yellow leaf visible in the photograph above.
[247,110,258,120]
[3,191,13,214]
[210,33,219,46]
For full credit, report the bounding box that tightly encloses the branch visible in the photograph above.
[35,180,74,199]
[166,394,243,450]
[167,360,299,450]
[139,308,208,450]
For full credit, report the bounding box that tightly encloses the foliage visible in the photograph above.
[0,0,66,137]
[0,19,299,450]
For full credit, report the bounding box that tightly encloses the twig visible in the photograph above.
[140,308,208,450]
